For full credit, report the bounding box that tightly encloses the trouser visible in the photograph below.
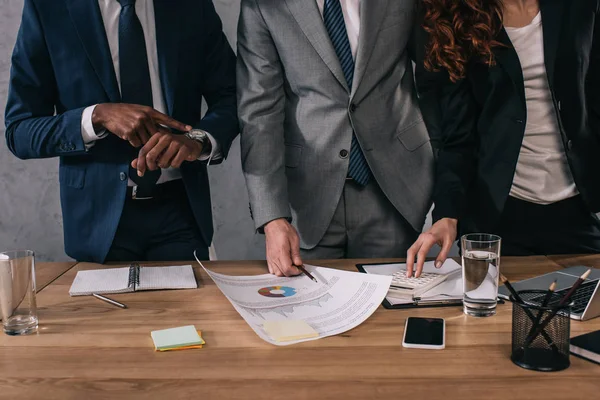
[105,180,208,262]
[494,195,600,256]
[300,179,418,259]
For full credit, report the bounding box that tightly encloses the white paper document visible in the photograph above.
[196,258,392,346]
[361,260,463,306]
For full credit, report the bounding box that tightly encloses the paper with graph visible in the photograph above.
[195,257,391,346]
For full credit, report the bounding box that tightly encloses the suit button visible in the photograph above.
[349,104,357,113]
[515,119,524,124]
[339,149,349,159]
[119,172,127,181]
[567,140,573,151]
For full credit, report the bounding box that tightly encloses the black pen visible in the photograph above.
[295,264,318,283]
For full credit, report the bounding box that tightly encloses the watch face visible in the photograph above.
[189,130,207,141]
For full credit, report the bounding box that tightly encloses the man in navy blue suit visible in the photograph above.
[5,0,238,263]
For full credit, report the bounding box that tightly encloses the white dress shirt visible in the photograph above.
[82,0,220,185]
[316,0,361,60]
[505,12,578,204]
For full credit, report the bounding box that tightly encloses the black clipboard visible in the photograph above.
[356,263,464,310]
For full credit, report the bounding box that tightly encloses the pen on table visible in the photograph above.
[295,264,318,283]
[92,293,127,309]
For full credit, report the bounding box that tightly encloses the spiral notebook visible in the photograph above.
[69,264,197,296]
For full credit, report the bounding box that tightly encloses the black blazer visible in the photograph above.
[416,0,600,232]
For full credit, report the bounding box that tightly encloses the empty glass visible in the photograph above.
[0,250,38,335]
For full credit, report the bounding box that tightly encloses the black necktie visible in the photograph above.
[323,0,372,186]
[117,0,161,188]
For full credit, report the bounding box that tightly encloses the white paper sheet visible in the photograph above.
[195,256,392,346]
[0,254,13,318]
[361,260,463,305]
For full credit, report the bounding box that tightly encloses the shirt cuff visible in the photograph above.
[81,105,108,149]
[197,130,223,162]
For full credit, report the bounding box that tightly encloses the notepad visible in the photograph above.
[69,265,197,296]
[151,325,205,351]
[263,320,319,342]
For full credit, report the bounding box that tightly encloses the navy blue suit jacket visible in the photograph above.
[5,0,238,262]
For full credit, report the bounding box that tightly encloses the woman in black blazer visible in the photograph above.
[408,0,600,276]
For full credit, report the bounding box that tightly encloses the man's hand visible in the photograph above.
[406,218,458,278]
[92,103,191,148]
[264,218,302,277]
[131,129,203,176]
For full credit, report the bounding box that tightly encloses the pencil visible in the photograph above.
[92,293,127,309]
[500,274,557,351]
[500,274,525,304]
[523,269,591,348]
[523,279,557,348]
[541,280,558,309]
[295,264,318,283]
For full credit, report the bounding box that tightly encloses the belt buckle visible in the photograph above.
[131,186,153,200]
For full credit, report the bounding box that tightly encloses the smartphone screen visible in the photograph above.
[403,317,445,347]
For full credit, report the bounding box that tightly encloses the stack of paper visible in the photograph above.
[151,325,205,352]
[195,252,392,346]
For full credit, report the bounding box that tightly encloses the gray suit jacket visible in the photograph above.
[238,0,434,249]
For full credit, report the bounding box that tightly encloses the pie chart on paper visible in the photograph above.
[258,286,297,298]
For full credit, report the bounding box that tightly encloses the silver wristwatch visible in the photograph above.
[185,129,209,146]
[185,129,212,157]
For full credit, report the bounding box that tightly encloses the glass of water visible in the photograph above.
[0,250,38,335]
[461,234,501,317]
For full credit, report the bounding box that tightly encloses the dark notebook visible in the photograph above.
[570,330,600,365]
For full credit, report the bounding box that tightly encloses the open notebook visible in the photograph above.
[69,264,197,296]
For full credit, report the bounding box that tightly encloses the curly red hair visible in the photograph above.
[422,0,505,82]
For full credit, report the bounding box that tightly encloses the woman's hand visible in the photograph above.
[406,218,458,278]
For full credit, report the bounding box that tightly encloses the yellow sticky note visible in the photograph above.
[157,345,203,352]
[263,320,319,342]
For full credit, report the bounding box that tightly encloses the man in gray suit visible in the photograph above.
[238,0,433,276]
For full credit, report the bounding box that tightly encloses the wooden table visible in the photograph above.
[35,261,77,292]
[1,256,599,400]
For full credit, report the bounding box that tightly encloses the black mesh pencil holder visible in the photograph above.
[510,290,570,372]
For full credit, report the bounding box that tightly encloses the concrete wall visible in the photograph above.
[0,0,438,262]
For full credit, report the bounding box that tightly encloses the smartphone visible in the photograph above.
[402,317,445,350]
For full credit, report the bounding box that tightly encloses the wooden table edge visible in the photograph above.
[37,261,80,293]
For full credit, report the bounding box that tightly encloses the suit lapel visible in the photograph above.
[65,0,120,102]
[494,29,526,105]
[153,0,180,115]
[352,0,390,97]
[540,0,565,87]
[284,0,349,92]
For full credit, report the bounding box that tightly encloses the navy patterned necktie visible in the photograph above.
[117,0,161,188]
[323,0,372,186]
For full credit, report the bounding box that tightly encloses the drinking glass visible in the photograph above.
[0,250,38,335]
[461,234,501,317]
